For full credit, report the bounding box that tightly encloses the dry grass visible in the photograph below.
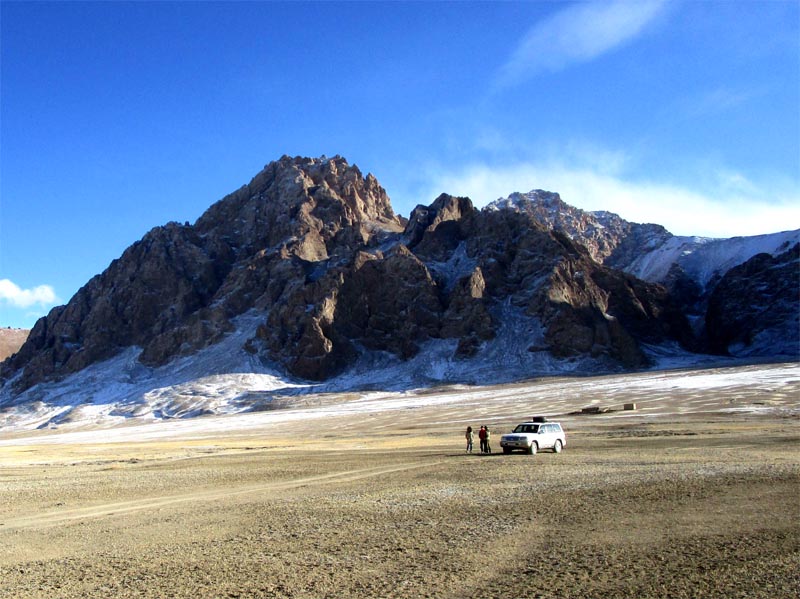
[1,365,798,598]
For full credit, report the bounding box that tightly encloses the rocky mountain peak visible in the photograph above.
[487,188,799,352]
[487,190,671,266]
[195,155,403,262]
[405,193,476,251]
[705,243,800,356]
[2,155,795,415]
[1,156,407,391]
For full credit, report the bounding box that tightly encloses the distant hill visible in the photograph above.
[0,328,29,362]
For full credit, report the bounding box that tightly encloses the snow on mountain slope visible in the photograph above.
[624,230,800,288]
[3,174,796,434]
[0,313,302,431]
[0,302,706,432]
[489,189,800,288]
[3,361,797,448]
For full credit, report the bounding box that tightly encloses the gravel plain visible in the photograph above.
[1,363,798,598]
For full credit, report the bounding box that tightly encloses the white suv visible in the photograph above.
[500,421,566,455]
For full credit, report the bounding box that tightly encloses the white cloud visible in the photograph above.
[496,0,667,87]
[0,279,59,309]
[687,87,764,117]
[418,160,800,238]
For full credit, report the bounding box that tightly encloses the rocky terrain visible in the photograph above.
[0,155,797,427]
[496,190,800,348]
[706,243,800,355]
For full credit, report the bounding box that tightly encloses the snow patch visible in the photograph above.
[625,230,800,286]
[0,302,638,432]
[423,242,477,292]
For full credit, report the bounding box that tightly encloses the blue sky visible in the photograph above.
[1,0,798,329]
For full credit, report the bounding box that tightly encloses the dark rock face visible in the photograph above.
[411,196,690,369]
[706,244,800,356]
[6,222,231,391]
[5,154,757,396]
[491,190,799,355]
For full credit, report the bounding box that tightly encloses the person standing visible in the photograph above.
[478,425,487,454]
[484,426,492,454]
[465,426,474,453]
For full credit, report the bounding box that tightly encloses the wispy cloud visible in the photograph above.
[0,279,59,309]
[417,159,800,238]
[685,86,765,118]
[496,0,668,88]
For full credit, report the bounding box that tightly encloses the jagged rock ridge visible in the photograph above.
[3,156,401,389]
[490,190,800,350]
[2,156,795,406]
[706,243,800,356]
[488,191,672,267]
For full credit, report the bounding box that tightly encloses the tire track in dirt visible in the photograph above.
[0,460,443,532]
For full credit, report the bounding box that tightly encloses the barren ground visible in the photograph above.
[1,363,798,598]
[0,328,28,362]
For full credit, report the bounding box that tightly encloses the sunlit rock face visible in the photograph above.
[4,155,795,397]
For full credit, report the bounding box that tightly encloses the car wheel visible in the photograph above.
[502,447,511,455]
[528,443,537,455]
[553,439,562,453]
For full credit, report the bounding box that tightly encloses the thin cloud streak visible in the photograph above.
[496,0,667,88]
[684,86,766,118]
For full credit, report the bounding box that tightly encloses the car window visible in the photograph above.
[513,424,538,433]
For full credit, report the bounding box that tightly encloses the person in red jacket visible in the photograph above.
[478,425,487,454]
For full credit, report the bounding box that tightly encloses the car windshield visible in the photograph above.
[513,424,539,433]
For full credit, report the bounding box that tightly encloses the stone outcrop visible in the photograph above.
[13,154,794,397]
[705,243,800,356]
[3,155,406,389]
[490,190,800,352]
[7,222,231,390]
[489,191,672,266]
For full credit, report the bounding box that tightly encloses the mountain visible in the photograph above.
[706,243,800,356]
[1,156,796,429]
[491,190,800,345]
